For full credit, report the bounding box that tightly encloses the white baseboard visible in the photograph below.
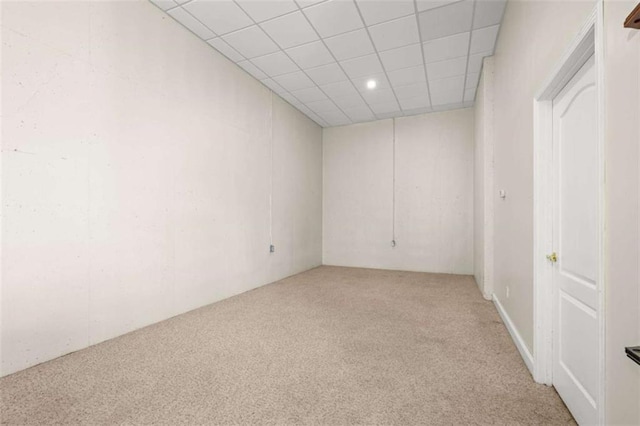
[493,295,534,375]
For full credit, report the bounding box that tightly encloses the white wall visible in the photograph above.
[474,79,485,291]
[478,0,640,422]
[490,0,595,354]
[1,0,322,376]
[323,110,474,274]
[603,1,640,423]
[473,57,494,299]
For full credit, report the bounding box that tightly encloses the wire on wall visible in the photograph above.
[269,91,275,253]
[391,118,396,248]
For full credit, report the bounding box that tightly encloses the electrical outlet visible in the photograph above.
[269,245,275,253]
[506,286,510,299]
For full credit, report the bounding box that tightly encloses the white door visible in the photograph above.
[551,54,600,425]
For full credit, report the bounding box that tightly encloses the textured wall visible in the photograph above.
[473,57,494,300]
[323,109,474,274]
[1,0,322,376]
[474,64,485,294]
[490,0,595,353]
[603,1,640,423]
[486,0,640,421]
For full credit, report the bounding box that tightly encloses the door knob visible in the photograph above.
[546,252,558,263]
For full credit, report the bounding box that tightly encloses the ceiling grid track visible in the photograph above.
[151,0,506,127]
[230,0,346,125]
[462,0,478,102]
[352,0,405,119]
[291,0,377,124]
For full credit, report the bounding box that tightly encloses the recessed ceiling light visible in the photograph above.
[366,79,377,90]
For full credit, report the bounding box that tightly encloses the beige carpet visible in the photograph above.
[0,266,574,425]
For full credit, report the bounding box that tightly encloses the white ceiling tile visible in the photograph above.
[352,73,390,92]
[327,118,352,127]
[317,109,347,121]
[305,62,348,85]
[207,37,245,62]
[403,106,433,116]
[361,88,397,104]
[433,102,466,111]
[318,110,351,126]
[376,111,402,119]
[320,80,360,98]
[356,0,415,26]
[465,72,480,89]
[464,87,476,102]
[393,81,429,100]
[324,29,375,61]
[250,51,299,76]
[286,41,334,69]
[150,0,178,11]
[273,71,315,91]
[328,118,352,126]
[467,50,492,73]
[294,103,314,114]
[167,7,216,39]
[370,101,400,115]
[303,108,329,126]
[158,0,505,126]
[378,43,423,72]
[306,98,340,113]
[237,60,268,79]
[260,11,318,48]
[426,55,467,80]
[418,0,473,42]
[280,91,302,104]
[235,0,299,23]
[295,0,327,8]
[183,0,252,35]
[470,24,499,54]
[430,74,464,94]
[332,94,368,110]
[399,95,430,110]
[430,89,463,106]
[423,31,470,63]
[416,0,461,12]
[344,106,376,122]
[290,86,327,102]
[303,0,364,38]
[222,26,279,59]
[260,78,286,93]
[271,82,290,95]
[313,118,330,127]
[340,54,383,79]
[369,15,419,52]
[387,65,426,87]
[473,0,507,29]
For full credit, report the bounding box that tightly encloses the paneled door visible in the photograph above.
[551,54,600,425]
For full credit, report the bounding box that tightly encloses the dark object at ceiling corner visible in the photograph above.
[623,2,640,29]
[625,346,640,366]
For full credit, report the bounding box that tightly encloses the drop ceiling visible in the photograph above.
[150,0,506,127]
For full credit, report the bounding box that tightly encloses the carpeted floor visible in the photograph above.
[0,266,574,425]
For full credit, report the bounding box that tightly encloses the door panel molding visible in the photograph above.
[532,2,605,424]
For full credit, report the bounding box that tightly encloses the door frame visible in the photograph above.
[532,2,605,423]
